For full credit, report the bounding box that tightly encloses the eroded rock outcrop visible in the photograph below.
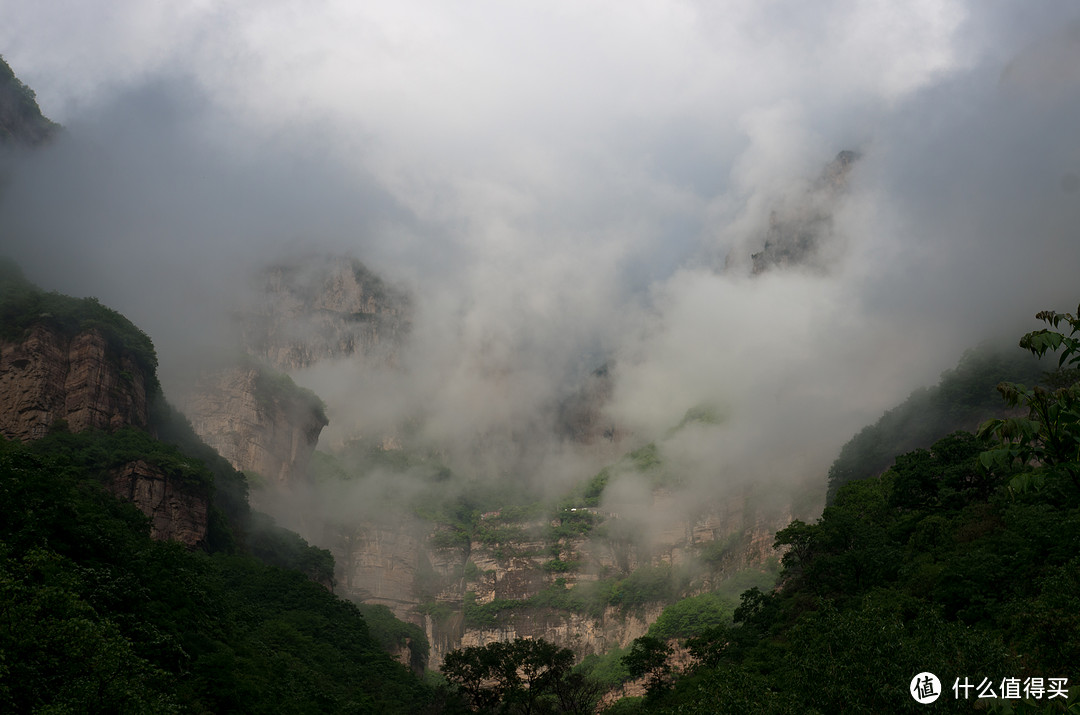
[331,490,794,669]
[0,324,150,441]
[182,365,327,494]
[107,460,209,547]
[182,253,405,504]
[237,254,410,372]
[0,320,210,548]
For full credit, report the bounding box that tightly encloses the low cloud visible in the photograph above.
[2,2,1079,532]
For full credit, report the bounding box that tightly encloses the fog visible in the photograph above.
[3,1,1080,527]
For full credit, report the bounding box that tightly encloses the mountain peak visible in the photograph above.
[0,56,59,147]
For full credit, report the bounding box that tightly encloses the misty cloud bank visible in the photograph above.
[2,1,1080,510]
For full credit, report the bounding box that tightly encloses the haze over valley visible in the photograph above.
[2,2,1080,711]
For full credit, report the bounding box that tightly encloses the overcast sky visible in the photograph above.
[2,1,1080,495]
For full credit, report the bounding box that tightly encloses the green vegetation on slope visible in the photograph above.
[601,307,1080,713]
[0,55,59,145]
[826,344,1042,503]
[0,435,439,713]
[355,602,431,673]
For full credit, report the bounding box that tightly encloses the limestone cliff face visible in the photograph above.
[0,324,150,441]
[0,322,209,547]
[181,253,402,500]
[333,490,793,669]
[182,366,327,493]
[107,460,209,547]
[237,254,410,372]
[333,520,427,608]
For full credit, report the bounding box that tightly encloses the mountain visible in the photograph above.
[826,344,1042,502]
[183,362,328,498]
[724,150,860,276]
[237,253,411,372]
[0,260,443,712]
[0,56,58,146]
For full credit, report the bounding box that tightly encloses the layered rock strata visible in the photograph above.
[0,324,150,441]
[107,460,209,547]
[182,366,327,493]
[0,323,208,547]
[331,494,794,669]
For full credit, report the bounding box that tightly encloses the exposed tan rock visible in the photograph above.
[0,324,149,441]
[237,254,410,372]
[182,366,327,493]
[334,520,427,608]
[330,489,796,671]
[0,323,210,548]
[107,460,209,547]
[598,640,695,709]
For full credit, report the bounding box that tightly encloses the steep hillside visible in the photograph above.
[183,362,328,498]
[826,344,1042,502]
[0,56,58,147]
[0,260,444,711]
[0,436,438,714]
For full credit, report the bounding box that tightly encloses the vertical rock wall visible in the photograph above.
[182,366,327,492]
[0,324,150,441]
[107,460,209,547]
[0,323,209,547]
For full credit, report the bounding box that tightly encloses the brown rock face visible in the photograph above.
[0,324,150,441]
[331,490,796,670]
[107,460,209,547]
[0,323,209,548]
[182,366,327,491]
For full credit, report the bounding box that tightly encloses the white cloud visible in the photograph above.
[2,0,1079,502]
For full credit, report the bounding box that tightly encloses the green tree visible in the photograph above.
[979,306,1080,493]
[443,637,597,714]
[622,636,674,700]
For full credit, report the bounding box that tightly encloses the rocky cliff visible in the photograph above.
[0,316,210,548]
[329,489,792,669]
[106,459,209,547]
[237,254,410,372]
[721,149,860,276]
[182,365,328,500]
[0,323,151,441]
[181,253,405,499]
[0,262,213,548]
